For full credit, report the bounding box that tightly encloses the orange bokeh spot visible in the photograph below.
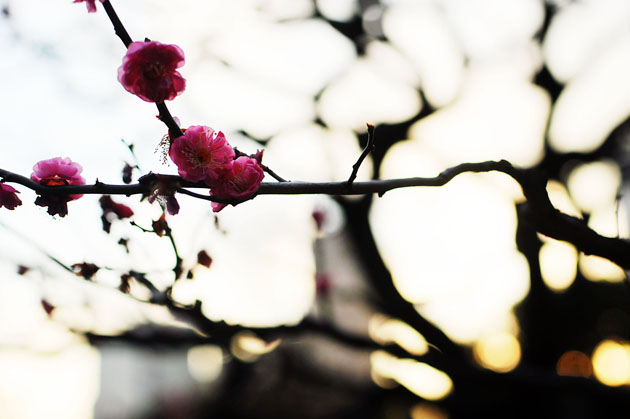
[556,350,592,378]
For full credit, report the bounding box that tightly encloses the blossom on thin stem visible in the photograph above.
[73,0,103,13]
[118,41,186,103]
[210,156,264,212]
[31,157,85,217]
[0,183,22,210]
[169,125,235,184]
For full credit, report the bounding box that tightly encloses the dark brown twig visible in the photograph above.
[101,0,132,47]
[347,123,375,187]
[261,165,288,183]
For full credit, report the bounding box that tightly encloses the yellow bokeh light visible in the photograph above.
[588,204,630,239]
[473,332,521,373]
[187,345,224,383]
[578,254,626,283]
[539,240,577,292]
[410,402,448,419]
[230,331,281,363]
[546,180,582,220]
[370,351,452,400]
[369,314,429,356]
[592,340,630,386]
[566,160,621,213]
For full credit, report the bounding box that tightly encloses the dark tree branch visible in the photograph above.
[4,160,630,269]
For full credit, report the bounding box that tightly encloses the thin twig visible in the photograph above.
[101,0,132,47]
[348,123,375,187]
[262,165,288,183]
[130,219,182,280]
[162,219,183,280]
[121,139,142,170]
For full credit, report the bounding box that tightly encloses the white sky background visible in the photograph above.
[0,0,629,417]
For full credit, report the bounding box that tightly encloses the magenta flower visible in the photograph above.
[31,157,86,217]
[169,125,235,184]
[0,183,22,210]
[73,0,103,13]
[118,41,186,103]
[31,157,85,196]
[210,156,264,212]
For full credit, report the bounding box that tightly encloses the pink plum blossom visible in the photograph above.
[73,0,102,13]
[0,183,22,210]
[31,157,85,197]
[210,156,264,212]
[169,125,235,184]
[118,41,186,103]
[31,157,86,217]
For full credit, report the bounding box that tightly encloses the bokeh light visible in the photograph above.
[371,140,529,343]
[592,339,630,386]
[579,254,626,283]
[546,0,630,154]
[545,180,582,219]
[473,332,521,373]
[186,345,223,383]
[556,350,592,378]
[371,351,452,401]
[410,402,448,419]
[369,314,428,356]
[566,160,621,214]
[539,239,578,292]
[230,331,281,363]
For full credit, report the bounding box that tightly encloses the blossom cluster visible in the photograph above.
[113,36,265,210]
[2,9,265,217]
[169,126,265,212]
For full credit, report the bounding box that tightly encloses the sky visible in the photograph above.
[0,0,629,417]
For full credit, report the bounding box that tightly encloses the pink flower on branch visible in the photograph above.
[0,183,22,210]
[31,157,86,217]
[169,125,235,184]
[73,0,103,13]
[118,41,186,103]
[31,157,85,196]
[210,156,264,212]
